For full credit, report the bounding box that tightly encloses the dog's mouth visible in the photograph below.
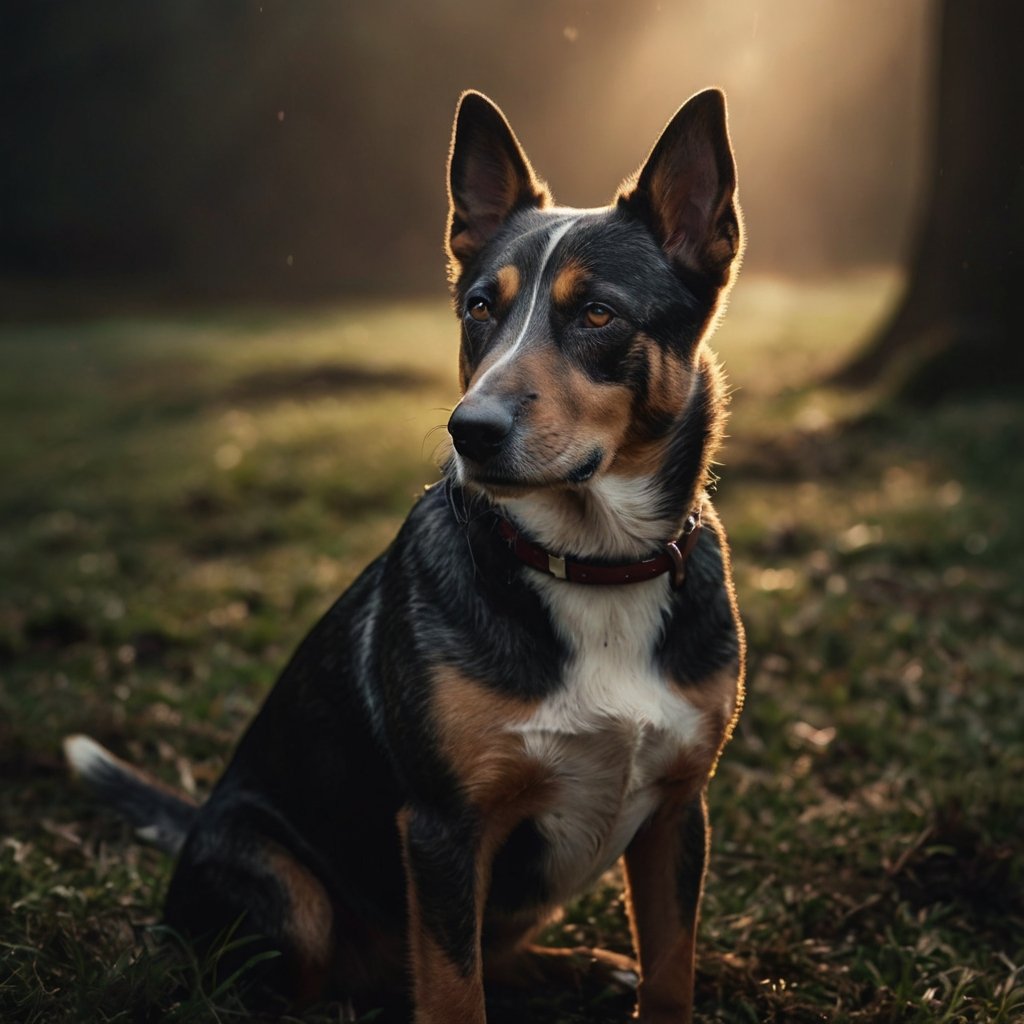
[564,449,603,484]
[457,447,605,493]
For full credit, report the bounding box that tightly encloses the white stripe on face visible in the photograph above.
[467,216,580,395]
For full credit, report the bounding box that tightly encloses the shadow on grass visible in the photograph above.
[95,360,443,436]
[226,363,436,404]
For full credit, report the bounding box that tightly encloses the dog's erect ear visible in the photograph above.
[618,89,741,281]
[447,91,550,270]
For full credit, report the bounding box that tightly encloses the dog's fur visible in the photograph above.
[66,89,745,1023]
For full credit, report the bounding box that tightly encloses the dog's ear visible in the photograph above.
[617,89,741,281]
[447,91,550,271]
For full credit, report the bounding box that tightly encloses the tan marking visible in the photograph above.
[397,807,488,1024]
[624,800,706,1023]
[568,365,633,449]
[433,668,549,813]
[609,435,669,479]
[551,260,587,306]
[611,342,728,483]
[496,264,521,307]
[264,843,335,1004]
[608,335,691,477]
[647,338,691,422]
[656,747,717,805]
[636,930,698,1024]
[493,346,633,481]
[655,668,738,802]
[671,662,741,719]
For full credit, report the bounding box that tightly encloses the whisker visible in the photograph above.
[421,422,450,460]
[429,440,454,472]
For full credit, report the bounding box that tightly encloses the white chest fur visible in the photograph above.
[508,575,705,903]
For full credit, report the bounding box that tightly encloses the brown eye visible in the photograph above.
[583,303,614,328]
[468,298,491,322]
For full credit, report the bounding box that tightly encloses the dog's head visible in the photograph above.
[445,89,742,505]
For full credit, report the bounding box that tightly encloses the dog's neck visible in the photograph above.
[449,447,710,565]
[495,475,691,562]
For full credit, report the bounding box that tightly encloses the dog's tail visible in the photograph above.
[63,734,199,856]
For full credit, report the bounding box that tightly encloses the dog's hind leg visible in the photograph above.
[165,818,336,1008]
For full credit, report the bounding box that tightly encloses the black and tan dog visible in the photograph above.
[66,88,745,1023]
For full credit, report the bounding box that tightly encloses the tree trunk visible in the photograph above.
[834,0,1024,401]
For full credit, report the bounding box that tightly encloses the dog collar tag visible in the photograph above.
[547,553,568,579]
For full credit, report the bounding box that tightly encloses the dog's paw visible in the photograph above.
[487,943,638,993]
[567,946,639,992]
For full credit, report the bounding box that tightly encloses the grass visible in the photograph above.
[1,270,1022,1022]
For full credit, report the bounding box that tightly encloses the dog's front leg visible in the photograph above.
[399,803,487,1024]
[623,794,709,1024]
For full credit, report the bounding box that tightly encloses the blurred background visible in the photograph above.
[4,0,932,303]
[2,3,1022,1023]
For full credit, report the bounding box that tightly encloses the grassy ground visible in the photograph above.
[1,272,1021,1023]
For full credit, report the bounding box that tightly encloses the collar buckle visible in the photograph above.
[666,509,702,589]
[665,539,688,589]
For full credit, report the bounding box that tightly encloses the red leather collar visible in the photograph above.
[497,508,702,588]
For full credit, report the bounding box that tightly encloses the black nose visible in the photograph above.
[448,395,514,463]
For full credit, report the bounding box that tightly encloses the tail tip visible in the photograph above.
[63,734,112,780]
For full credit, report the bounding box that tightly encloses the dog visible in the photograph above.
[65,87,745,1023]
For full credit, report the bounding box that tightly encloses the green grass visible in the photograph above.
[1,271,1022,1022]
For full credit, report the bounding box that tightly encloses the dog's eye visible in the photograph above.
[582,303,615,329]
[467,298,491,322]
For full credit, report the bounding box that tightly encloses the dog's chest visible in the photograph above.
[510,579,704,902]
